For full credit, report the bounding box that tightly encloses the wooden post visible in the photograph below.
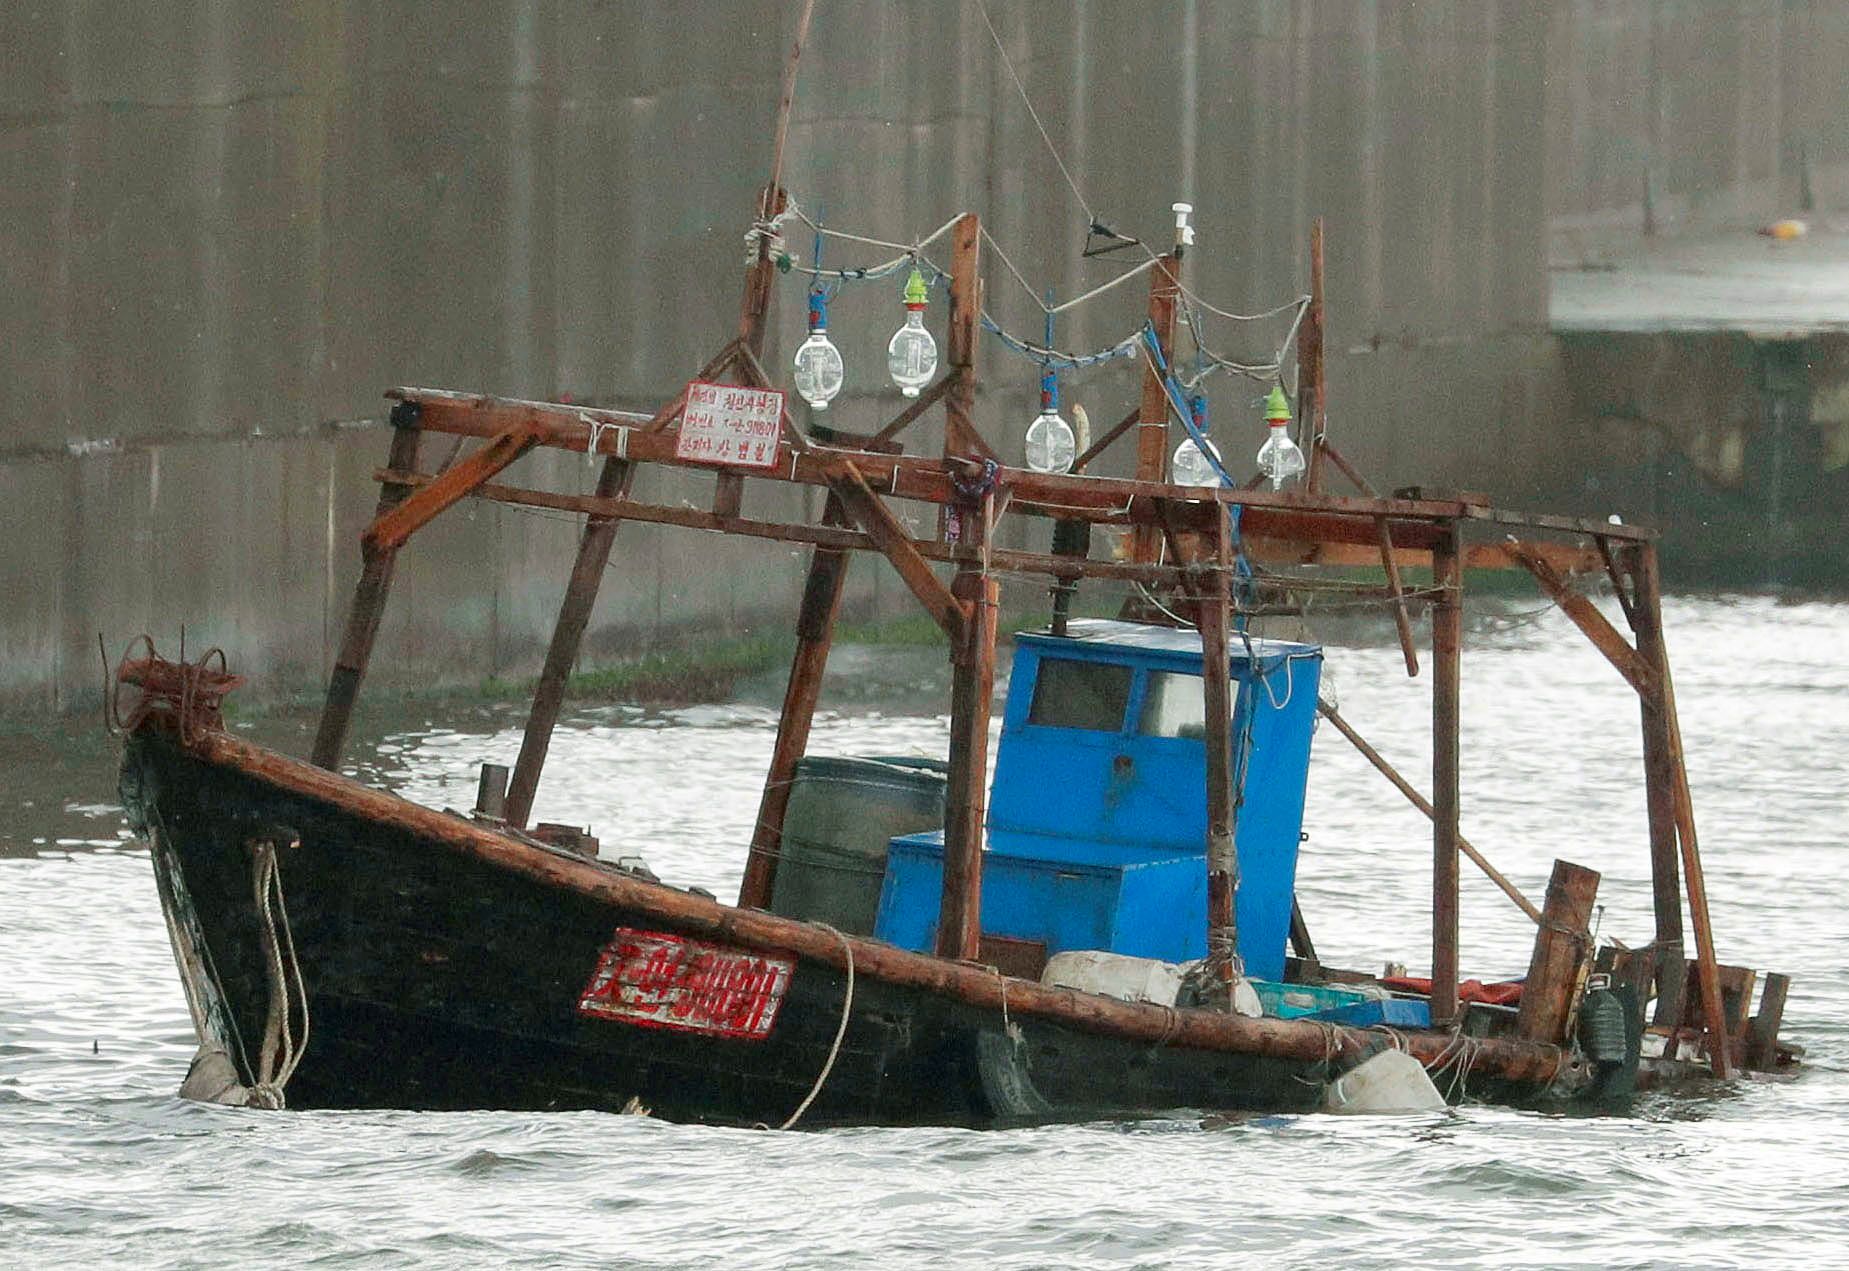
[943,213,982,461]
[503,457,634,828]
[1515,859,1601,1043]
[1131,250,1183,563]
[1635,542,1734,1079]
[1430,519,1463,1023]
[1622,542,1687,1027]
[1745,972,1790,1070]
[736,499,852,910]
[1301,218,1329,494]
[311,410,423,769]
[474,763,509,820]
[939,563,998,961]
[1200,502,1240,1003]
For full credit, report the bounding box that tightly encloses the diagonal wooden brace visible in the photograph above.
[364,421,545,553]
[1376,516,1420,677]
[1504,536,1656,698]
[872,372,955,444]
[826,459,966,644]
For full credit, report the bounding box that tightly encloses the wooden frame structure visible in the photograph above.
[306,191,1745,1078]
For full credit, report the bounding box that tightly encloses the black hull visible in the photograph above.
[121,731,1549,1126]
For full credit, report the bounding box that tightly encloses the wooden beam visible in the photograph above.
[1431,520,1463,1024]
[1516,860,1601,1044]
[1317,702,1543,924]
[1071,406,1141,475]
[1635,541,1734,1078]
[1244,536,1602,575]
[375,467,1224,588]
[363,422,543,553]
[1745,972,1790,1071]
[1506,537,1657,697]
[1301,218,1329,493]
[1320,440,1378,498]
[943,214,982,459]
[1131,250,1183,563]
[939,565,998,960]
[872,372,954,443]
[1621,542,1687,1027]
[1376,517,1420,676]
[503,457,634,829]
[311,413,423,770]
[737,497,852,911]
[827,460,965,643]
[1200,503,1240,1006]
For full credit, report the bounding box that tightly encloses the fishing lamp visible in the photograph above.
[886,267,938,397]
[1171,392,1226,488]
[1255,385,1305,489]
[1024,368,1076,474]
[792,289,845,409]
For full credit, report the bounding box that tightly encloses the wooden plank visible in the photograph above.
[503,457,634,829]
[310,414,423,770]
[1515,859,1602,1043]
[1431,521,1463,1024]
[1506,537,1657,697]
[827,460,965,643]
[939,567,998,961]
[737,497,852,911]
[1319,441,1379,498]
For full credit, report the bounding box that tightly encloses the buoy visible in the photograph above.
[1325,1048,1446,1114]
[1757,218,1809,240]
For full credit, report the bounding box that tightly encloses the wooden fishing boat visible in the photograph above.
[115,9,1797,1125]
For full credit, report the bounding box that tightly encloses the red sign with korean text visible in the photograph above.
[675,380,785,469]
[576,928,793,1040]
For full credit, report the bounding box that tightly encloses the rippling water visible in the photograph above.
[3,597,1846,1267]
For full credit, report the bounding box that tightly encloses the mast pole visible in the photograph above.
[1300,218,1328,493]
[1200,500,1240,1005]
[1430,517,1463,1024]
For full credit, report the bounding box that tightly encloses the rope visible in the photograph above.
[972,0,1097,228]
[249,838,310,1109]
[776,923,855,1130]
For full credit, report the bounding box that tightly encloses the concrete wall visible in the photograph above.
[3,1,1845,711]
[1546,0,1849,253]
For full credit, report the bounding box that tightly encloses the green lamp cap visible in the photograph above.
[1263,385,1292,422]
[903,267,929,307]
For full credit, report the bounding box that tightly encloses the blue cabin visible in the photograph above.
[873,618,1322,980]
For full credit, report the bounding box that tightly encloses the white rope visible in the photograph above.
[776,923,855,1130]
[250,839,310,1109]
[973,0,1098,227]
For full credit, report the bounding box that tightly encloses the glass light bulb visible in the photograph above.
[886,309,937,396]
[1024,409,1076,474]
[1256,422,1306,489]
[792,327,844,409]
[1172,436,1226,488]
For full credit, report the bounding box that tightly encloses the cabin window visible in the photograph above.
[1140,671,1210,739]
[1027,658,1133,732]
